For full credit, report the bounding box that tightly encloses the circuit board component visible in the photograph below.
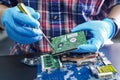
[96,65,117,79]
[61,52,98,66]
[89,52,117,79]
[21,57,41,66]
[51,31,86,55]
[97,65,117,73]
[36,52,118,80]
[41,54,62,72]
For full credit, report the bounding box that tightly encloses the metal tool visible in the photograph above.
[17,3,55,50]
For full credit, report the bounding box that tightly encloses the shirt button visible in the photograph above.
[54,15,58,20]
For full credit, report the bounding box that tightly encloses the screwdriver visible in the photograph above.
[17,3,55,51]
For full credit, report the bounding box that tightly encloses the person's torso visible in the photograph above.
[22,0,105,52]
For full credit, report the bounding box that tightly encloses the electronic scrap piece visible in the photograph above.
[89,52,117,79]
[61,52,98,66]
[90,64,117,79]
[51,31,86,55]
[41,54,62,72]
[21,57,41,66]
[97,64,117,78]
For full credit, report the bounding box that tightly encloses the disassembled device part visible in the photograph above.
[61,52,98,66]
[41,54,62,72]
[21,57,41,66]
[51,31,86,55]
[89,52,117,79]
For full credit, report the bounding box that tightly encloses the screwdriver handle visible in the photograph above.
[17,3,32,17]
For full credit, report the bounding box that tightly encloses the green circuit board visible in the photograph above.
[41,54,62,71]
[51,31,86,55]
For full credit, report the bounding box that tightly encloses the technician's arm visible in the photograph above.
[71,4,120,53]
[108,4,120,35]
[0,4,8,30]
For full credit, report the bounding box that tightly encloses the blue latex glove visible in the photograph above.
[1,6,42,44]
[72,18,116,53]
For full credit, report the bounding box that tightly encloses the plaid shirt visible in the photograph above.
[1,0,120,55]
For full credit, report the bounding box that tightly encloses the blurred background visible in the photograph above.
[0,31,14,56]
[0,30,120,56]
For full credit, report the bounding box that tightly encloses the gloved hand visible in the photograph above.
[72,18,116,53]
[1,6,42,44]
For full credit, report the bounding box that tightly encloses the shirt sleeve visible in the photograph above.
[0,0,18,7]
[105,0,120,9]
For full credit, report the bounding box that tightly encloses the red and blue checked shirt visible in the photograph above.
[1,0,120,55]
